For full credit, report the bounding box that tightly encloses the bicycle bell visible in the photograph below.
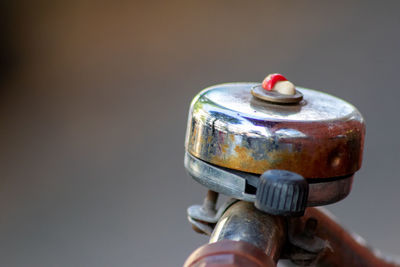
[184,74,365,217]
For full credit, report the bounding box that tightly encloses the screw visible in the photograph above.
[201,190,218,216]
[304,218,318,237]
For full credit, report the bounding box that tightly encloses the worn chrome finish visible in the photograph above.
[210,201,286,262]
[185,83,365,179]
[251,83,303,104]
[308,175,353,206]
[185,152,257,202]
[185,152,353,206]
[187,195,238,236]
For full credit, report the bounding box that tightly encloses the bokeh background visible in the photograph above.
[1,1,400,266]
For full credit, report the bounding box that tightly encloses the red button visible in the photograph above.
[262,74,288,91]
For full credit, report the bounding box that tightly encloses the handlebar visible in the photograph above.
[185,201,399,267]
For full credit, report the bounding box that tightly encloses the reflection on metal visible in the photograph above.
[185,152,256,202]
[209,201,286,263]
[308,175,353,206]
[183,81,400,267]
[185,83,365,179]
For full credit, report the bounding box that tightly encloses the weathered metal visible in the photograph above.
[299,208,400,266]
[185,82,365,179]
[185,152,354,206]
[187,190,238,236]
[184,80,399,267]
[209,201,286,263]
[186,202,400,267]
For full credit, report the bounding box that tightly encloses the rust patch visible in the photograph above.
[187,110,365,179]
[220,143,229,154]
[208,145,308,176]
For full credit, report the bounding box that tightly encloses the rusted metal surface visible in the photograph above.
[307,175,353,206]
[185,202,400,266]
[300,208,400,266]
[185,83,365,179]
[286,217,326,265]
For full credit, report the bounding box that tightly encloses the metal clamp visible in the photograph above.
[185,152,354,208]
[187,190,238,236]
[284,217,327,265]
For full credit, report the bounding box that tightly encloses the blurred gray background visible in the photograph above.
[0,1,399,266]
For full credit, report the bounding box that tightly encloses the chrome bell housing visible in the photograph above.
[185,81,365,208]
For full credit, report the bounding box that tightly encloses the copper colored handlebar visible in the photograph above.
[185,202,400,267]
[185,201,285,267]
[300,208,399,266]
[184,240,275,267]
